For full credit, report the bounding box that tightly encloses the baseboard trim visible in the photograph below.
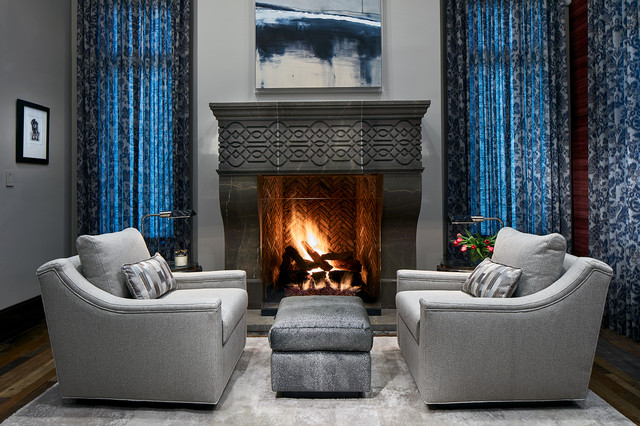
[0,296,45,343]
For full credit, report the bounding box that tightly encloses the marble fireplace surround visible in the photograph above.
[210,100,430,310]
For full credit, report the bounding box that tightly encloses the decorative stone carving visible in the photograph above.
[210,101,430,174]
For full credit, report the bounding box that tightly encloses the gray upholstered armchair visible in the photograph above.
[396,227,613,405]
[36,228,247,405]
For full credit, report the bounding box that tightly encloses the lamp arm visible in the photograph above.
[139,213,162,239]
[139,209,195,244]
[471,216,504,228]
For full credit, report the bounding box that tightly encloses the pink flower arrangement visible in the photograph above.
[452,230,497,263]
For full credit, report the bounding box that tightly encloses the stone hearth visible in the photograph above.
[210,101,430,310]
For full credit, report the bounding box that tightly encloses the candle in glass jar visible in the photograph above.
[174,252,188,267]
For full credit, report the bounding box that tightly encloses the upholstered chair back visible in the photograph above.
[491,227,567,297]
[76,227,150,298]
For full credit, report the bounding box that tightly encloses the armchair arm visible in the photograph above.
[173,270,246,290]
[419,290,549,313]
[37,259,222,314]
[397,269,470,292]
[418,256,612,313]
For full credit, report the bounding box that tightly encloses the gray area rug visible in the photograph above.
[3,337,632,425]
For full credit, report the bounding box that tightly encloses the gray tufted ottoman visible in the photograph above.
[268,295,373,394]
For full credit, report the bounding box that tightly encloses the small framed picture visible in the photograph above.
[16,99,49,164]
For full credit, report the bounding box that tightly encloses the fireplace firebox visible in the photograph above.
[211,101,430,313]
[259,174,382,306]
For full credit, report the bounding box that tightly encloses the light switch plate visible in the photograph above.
[6,171,14,187]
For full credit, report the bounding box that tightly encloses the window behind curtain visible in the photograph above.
[77,0,191,257]
[446,0,571,265]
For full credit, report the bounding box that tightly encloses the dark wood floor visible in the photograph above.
[1,322,639,424]
[0,321,57,423]
[590,328,640,424]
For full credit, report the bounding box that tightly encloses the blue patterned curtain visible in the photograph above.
[588,0,640,341]
[77,0,191,258]
[446,0,571,265]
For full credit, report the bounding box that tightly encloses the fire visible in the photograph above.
[290,216,328,257]
[284,214,362,296]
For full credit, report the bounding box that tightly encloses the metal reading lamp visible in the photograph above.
[140,209,197,239]
[448,215,504,228]
[140,209,197,268]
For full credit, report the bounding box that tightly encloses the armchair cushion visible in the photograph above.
[462,258,521,298]
[122,253,176,299]
[397,290,474,343]
[491,227,566,297]
[77,227,151,298]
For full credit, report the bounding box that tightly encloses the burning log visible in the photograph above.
[277,242,366,294]
[278,246,314,288]
[312,271,327,283]
[282,246,316,270]
[329,270,365,289]
[320,251,362,272]
[283,269,310,283]
[332,259,362,273]
[301,241,333,271]
[321,251,355,261]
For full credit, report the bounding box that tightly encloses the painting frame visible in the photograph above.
[255,0,383,91]
[16,99,50,165]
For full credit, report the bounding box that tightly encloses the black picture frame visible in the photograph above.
[16,99,49,164]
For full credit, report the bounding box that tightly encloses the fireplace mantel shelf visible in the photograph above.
[217,168,425,176]
[209,100,431,121]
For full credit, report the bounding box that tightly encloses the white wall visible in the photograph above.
[195,0,443,271]
[0,0,72,311]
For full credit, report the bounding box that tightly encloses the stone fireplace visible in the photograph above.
[210,101,430,312]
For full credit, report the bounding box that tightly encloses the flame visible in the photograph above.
[286,210,362,294]
[329,279,339,291]
[314,278,327,290]
[290,213,329,258]
[340,273,353,291]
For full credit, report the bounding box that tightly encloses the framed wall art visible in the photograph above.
[16,99,49,164]
[255,0,382,90]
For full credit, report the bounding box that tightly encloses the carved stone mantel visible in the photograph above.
[210,100,430,174]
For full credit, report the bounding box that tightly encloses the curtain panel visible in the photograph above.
[77,0,191,258]
[446,0,571,265]
[588,0,640,341]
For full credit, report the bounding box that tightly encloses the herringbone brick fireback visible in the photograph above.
[259,174,382,301]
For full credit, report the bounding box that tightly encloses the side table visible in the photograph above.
[169,262,203,273]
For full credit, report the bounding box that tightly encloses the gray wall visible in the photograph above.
[0,0,72,311]
[194,0,444,271]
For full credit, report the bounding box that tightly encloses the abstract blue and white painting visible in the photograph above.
[255,0,382,89]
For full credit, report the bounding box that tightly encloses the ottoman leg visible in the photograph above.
[271,351,371,393]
